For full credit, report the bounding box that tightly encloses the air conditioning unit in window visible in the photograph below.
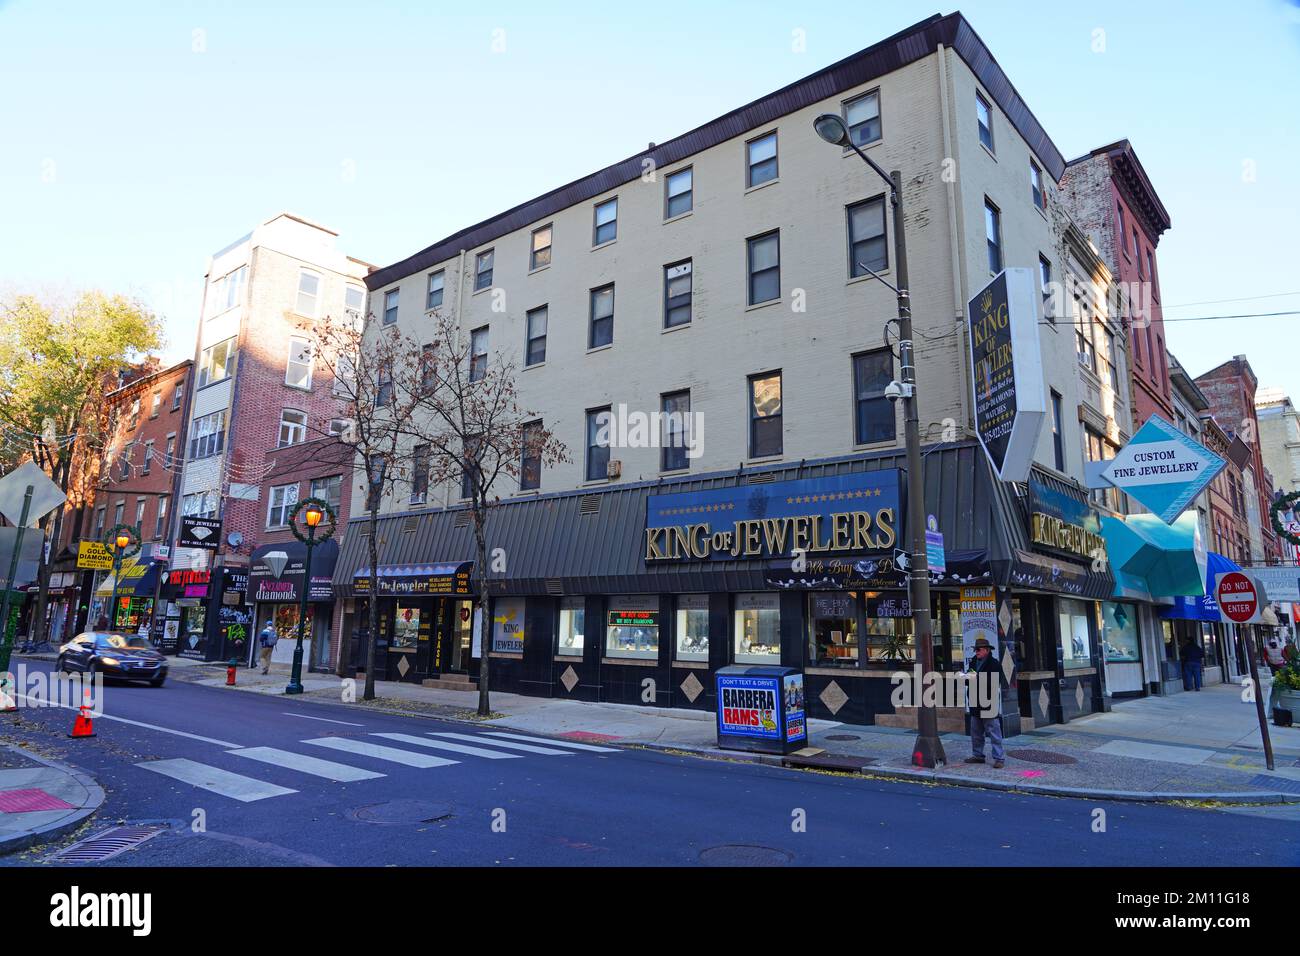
[606,459,622,479]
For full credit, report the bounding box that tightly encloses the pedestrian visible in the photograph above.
[964,637,1008,769]
[258,622,278,674]
[1181,636,1204,691]
[94,613,109,630]
[1263,634,1286,674]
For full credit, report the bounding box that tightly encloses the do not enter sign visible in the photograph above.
[1215,571,1263,625]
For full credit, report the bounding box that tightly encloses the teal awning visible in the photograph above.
[1100,512,1207,600]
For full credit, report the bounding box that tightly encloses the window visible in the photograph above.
[605,597,659,660]
[675,595,709,661]
[976,92,994,152]
[311,474,342,512]
[410,445,430,504]
[1039,256,1053,314]
[984,199,1002,273]
[1117,204,1128,256]
[154,495,168,539]
[209,265,247,315]
[94,507,106,539]
[346,283,365,318]
[129,398,140,430]
[586,407,611,482]
[188,410,225,460]
[376,360,393,406]
[1030,160,1045,210]
[1103,328,1119,390]
[1076,320,1095,371]
[164,434,176,468]
[278,409,307,447]
[198,338,236,388]
[853,350,894,444]
[296,270,321,317]
[469,326,488,382]
[119,445,132,480]
[734,593,780,664]
[383,289,399,325]
[1050,390,1065,471]
[593,198,617,245]
[134,498,146,530]
[844,90,881,147]
[142,440,154,475]
[286,336,313,389]
[1131,227,1140,260]
[475,249,494,291]
[113,501,124,527]
[172,382,184,411]
[267,483,298,528]
[328,418,350,437]
[1146,251,1156,294]
[749,371,782,458]
[746,132,778,187]
[150,391,161,419]
[847,197,887,277]
[665,168,693,218]
[747,231,780,305]
[811,591,860,666]
[589,285,614,348]
[557,597,585,657]
[425,271,444,310]
[182,491,220,519]
[520,421,542,491]
[530,224,552,270]
[1132,320,1143,366]
[1059,598,1093,669]
[661,390,690,472]
[525,306,547,366]
[664,260,692,328]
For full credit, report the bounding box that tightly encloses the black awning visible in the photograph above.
[249,539,339,603]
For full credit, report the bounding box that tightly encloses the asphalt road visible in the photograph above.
[2,660,1298,867]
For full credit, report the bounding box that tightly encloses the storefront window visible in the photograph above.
[1200,623,1220,668]
[492,597,525,653]
[606,597,659,660]
[1058,598,1093,669]
[734,593,780,664]
[810,591,859,666]
[675,595,709,661]
[557,597,585,657]
[392,603,421,649]
[1098,601,1140,663]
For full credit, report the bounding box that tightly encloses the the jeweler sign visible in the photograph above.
[966,268,1046,483]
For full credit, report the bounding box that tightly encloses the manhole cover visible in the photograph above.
[699,844,793,867]
[348,799,453,825]
[50,824,169,864]
[1006,748,1078,765]
[825,734,861,741]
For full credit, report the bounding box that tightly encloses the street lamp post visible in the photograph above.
[107,531,131,632]
[285,502,324,695]
[813,113,946,767]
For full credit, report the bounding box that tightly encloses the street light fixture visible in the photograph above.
[286,499,331,695]
[812,113,946,768]
[105,528,138,634]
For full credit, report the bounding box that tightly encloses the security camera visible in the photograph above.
[884,380,911,403]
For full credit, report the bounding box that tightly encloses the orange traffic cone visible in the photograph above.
[69,689,95,738]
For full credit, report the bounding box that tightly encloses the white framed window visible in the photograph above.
[141,440,155,475]
[182,491,220,520]
[278,409,307,447]
[844,90,882,147]
[530,224,552,270]
[1030,159,1045,210]
[345,284,365,320]
[155,495,168,539]
[296,269,322,317]
[976,91,994,152]
[426,271,444,310]
[150,391,161,418]
[475,249,494,291]
[311,474,343,511]
[469,327,488,382]
[286,335,313,389]
[383,288,399,325]
[198,337,236,388]
[665,168,692,218]
[593,198,618,246]
[267,483,298,529]
[188,410,225,460]
[746,131,778,187]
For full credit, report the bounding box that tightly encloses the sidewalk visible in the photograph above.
[0,745,104,855]
[149,654,1300,804]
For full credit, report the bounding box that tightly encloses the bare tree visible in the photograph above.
[298,309,433,700]
[416,311,567,716]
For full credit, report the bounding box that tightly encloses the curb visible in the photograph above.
[0,744,105,856]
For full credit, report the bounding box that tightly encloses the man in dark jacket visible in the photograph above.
[1181,637,1204,691]
[964,636,1009,768]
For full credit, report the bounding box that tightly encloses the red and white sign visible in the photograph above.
[1215,571,1263,625]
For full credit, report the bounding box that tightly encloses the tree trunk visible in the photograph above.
[26,440,73,648]
[474,505,491,716]
[363,501,380,701]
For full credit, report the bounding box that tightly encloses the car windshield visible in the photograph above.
[98,635,154,650]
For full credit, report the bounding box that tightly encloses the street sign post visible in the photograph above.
[1101,415,1226,524]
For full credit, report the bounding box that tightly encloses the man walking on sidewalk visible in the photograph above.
[964,637,1007,769]
[1181,637,1204,691]
[258,623,278,674]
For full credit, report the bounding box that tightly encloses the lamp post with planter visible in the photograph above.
[285,497,336,695]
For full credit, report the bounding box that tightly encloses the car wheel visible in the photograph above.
[56,654,68,674]
[149,675,166,688]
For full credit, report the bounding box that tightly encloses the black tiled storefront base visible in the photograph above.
[599,662,669,706]
[670,667,712,711]
[552,658,600,702]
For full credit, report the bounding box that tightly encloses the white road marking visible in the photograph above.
[304,737,459,768]
[230,747,385,782]
[483,731,621,752]
[371,733,521,759]
[138,758,296,802]
[16,692,242,748]
[282,712,366,727]
[428,732,575,756]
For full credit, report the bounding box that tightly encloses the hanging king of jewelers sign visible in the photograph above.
[1100,415,1226,524]
[966,268,1046,483]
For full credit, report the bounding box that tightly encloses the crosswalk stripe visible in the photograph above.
[304,736,459,768]
[483,731,621,753]
[427,732,575,756]
[138,758,297,802]
[230,747,386,782]
[371,733,522,759]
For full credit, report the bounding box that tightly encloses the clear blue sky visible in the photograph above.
[3,0,1298,397]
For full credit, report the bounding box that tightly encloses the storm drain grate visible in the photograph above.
[1006,748,1079,766]
[50,824,169,864]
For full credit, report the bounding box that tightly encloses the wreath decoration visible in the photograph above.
[104,523,142,560]
[1270,490,1300,547]
[288,496,337,545]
